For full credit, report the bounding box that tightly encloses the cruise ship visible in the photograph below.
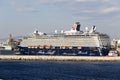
[18,22,111,56]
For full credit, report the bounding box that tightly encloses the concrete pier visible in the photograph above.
[0,55,120,62]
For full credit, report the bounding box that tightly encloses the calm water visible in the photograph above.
[0,60,120,80]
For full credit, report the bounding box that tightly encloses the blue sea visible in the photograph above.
[0,60,120,80]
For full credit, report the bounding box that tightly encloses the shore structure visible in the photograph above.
[0,55,120,62]
[0,34,20,55]
[0,34,20,51]
[17,22,111,56]
[111,39,120,55]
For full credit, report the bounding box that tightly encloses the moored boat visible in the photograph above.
[108,50,119,56]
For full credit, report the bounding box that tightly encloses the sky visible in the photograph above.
[0,0,120,39]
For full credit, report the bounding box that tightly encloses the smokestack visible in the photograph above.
[92,25,96,32]
[76,22,81,31]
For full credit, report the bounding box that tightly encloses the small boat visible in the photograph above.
[108,50,119,56]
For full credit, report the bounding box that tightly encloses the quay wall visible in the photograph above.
[0,55,120,62]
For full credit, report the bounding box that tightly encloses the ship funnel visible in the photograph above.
[34,29,39,35]
[76,22,81,31]
[89,25,96,33]
[71,22,81,31]
[92,25,96,31]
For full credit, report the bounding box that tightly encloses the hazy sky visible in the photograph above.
[0,0,120,39]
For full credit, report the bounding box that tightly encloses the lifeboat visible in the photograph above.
[34,46,38,49]
[68,46,73,49]
[39,45,44,49]
[28,46,32,48]
[45,45,52,49]
[61,46,66,49]
[32,46,36,49]
[77,46,81,49]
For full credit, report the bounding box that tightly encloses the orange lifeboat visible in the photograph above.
[78,46,81,49]
[39,45,44,49]
[69,46,73,49]
[34,46,38,49]
[28,46,32,48]
[61,46,66,49]
[45,45,51,49]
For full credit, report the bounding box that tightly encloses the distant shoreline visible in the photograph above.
[0,55,120,62]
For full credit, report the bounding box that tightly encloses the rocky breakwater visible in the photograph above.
[0,55,120,62]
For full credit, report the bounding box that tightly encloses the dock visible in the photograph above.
[0,55,120,62]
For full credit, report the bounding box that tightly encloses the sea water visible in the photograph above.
[0,60,120,80]
[0,50,14,55]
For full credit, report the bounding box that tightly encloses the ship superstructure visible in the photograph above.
[18,22,111,56]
